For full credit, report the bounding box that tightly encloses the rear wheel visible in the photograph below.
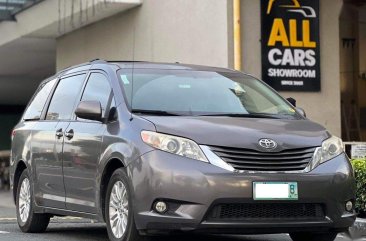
[290,231,338,241]
[105,168,148,241]
[16,170,50,233]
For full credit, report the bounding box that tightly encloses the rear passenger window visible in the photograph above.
[81,73,112,117]
[23,79,56,120]
[46,74,85,120]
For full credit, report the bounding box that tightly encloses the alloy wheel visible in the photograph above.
[18,178,31,223]
[109,181,129,239]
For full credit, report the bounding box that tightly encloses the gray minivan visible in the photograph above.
[10,60,356,241]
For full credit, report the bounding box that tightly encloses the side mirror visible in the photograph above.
[286,97,296,107]
[296,107,306,117]
[75,101,102,121]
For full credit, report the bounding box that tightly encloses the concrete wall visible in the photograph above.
[235,0,343,137]
[56,0,229,70]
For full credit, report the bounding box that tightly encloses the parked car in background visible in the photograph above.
[10,60,356,241]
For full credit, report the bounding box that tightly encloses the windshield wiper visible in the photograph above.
[198,113,282,119]
[132,109,182,116]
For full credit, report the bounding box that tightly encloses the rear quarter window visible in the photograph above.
[23,79,57,121]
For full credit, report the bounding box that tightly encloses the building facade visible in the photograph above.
[0,0,365,150]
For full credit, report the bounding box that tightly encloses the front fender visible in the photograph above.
[95,141,154,220]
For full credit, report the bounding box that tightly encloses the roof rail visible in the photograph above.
[90,59,107,64]
[106,60,145,63]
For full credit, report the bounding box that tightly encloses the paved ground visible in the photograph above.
[0,191,364,241]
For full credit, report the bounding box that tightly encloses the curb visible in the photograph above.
[356,218,366,223]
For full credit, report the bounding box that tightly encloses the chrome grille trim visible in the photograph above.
[208,145,319,173]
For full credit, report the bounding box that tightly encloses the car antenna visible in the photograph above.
[130,23,136,121]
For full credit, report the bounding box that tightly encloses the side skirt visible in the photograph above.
[35,206,103,221]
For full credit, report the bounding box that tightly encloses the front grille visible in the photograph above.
[209,145,317,172]
[207,203,325,221]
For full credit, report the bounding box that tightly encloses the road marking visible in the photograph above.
[61,217,82,220]
[56,217,83,220]
[0,218,16,221]
[0,217,85,221]
[0,231,10,234]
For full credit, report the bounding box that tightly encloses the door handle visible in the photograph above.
[64,129,74,139]
[56,129,63,138]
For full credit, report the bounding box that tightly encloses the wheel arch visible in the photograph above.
[13,160,28,203]
[99,157,125,221]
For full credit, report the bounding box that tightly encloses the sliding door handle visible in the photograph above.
[64,129,74,139]
[56,129,63,138]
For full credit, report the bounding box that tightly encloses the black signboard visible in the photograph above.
[261,0,320,91]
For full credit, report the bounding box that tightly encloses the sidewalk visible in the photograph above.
[349,218,366,240]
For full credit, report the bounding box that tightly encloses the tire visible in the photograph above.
[290,231,338,241]
[105,168,148,241]
[16,169,50,233]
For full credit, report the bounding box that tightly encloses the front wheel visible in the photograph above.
[105,168,147,241]
[16,170,50,233]
[290,231,338,241]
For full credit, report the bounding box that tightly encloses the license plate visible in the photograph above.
[253,182,298,200]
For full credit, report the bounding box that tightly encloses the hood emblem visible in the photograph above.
[258,138,277,149]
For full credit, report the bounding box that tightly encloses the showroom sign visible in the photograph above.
[261,0,320,91]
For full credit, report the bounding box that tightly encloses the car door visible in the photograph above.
[33,74,86,209]
[62,71,114,213]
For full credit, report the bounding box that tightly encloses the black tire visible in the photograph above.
[16,169,50,233]
[105,168,148,241]
[290,231,338,241]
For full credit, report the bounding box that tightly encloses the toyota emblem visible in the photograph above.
[258,138,277,149]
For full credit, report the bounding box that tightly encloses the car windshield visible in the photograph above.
[117,69,300,119]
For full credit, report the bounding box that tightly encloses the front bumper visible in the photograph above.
[128,151,356,234]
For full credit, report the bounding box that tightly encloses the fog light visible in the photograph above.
[154,201,167,213]
[345,201,353,212]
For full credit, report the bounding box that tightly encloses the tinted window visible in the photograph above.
[118,69,298,119]
[23,79,56,120]
[46,74,85,120]
[81,73,112,117]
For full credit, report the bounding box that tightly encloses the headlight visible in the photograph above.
[310,136,344,170]
[141,131,208,162]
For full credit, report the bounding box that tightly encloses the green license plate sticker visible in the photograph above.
[253,182,298,200]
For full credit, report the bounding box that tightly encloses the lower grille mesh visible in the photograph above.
[207,203,325,221]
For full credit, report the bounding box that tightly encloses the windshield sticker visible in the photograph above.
[178,84,191,89]
[121,75,130,85]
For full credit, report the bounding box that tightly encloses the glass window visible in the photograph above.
[23,79,56,120]
[81,73,112,117]
[46,74,85,120]
[118,69,299,119]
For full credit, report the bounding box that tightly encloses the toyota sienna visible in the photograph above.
[10,60,356,241]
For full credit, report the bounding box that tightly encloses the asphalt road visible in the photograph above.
[0,192,363,241]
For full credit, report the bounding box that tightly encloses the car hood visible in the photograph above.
[141,116,329,151]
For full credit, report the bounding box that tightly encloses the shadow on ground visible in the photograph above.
[45,224,109,240]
